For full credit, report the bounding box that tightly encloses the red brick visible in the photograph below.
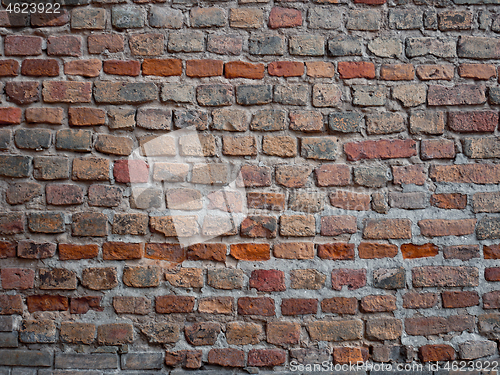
[344,139,417,161]
[485,244,500,259]
[483,291,500,309]
[392,165,426,186]
[58,244,99,261]
[47,35,81,56]
[412,266,479,287]
[0,59,19,76]
[97,323,133,345]
[403,292,438,309]
[0,107,21,125]
[230,243,270,261]
[88,34,125,54]
[142,59,182,76]
[329,191,370,211]
[320,216,357,237]
[421,139,455,159]
[1,268,35,289]
[18,240,56,259]
[165,350,202,369]
[102,242,143,260]
[21,59,59,77]
[418,219,476,237]
[332,347,369,364]
[248,349,286,367]
[268,61,304,77]
[442,291,479,308]
[315,164,351,187]
[156,296,195,313]
[406,315,474,336]
[401,243,439,259]
[70,296,103,314]
[113,160,149,183]
[459,64,496,80]
[485,267,500,281]
[239,165,272,187]
[380,64,415,80]
[430,193,467,210]
[331,269,366,291]
[249,270,285,292]
[281,298,317,315]
[321,297,357,314]
[187,243,226,262]
[68,107,106,126]
[338,61,375,79]
[4,36,42,56]
[267,322,300,345]
[430,164,500,184]
[43,81,92,103]
[238,297,275,316]
[46,184,83,205]
[31,10,70,26]
[358,242,398,259]
[145,243,186,262]
[0,241,16,258]
[0,295,23,314]
[428,85,486,106]
[186,59,223,77]
[64,59,101,77]
[268,7,302,28]
[419,344,455,362]
[5,81,40,105]
[225,61,264,79]
[103,60,141,76]
[448,111,498,133]
[208,349,245,367]
[27,295,68,312]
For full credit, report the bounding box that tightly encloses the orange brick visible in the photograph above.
[380,64,415,80]
[103,60,141,76]
[186,59,223,77]
[458,64,496,80]
[268,61,304,77]
[338,61,375,79]
[225,61,264,79]
[142,59,182,76]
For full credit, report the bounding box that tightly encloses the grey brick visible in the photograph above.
[249,35,284,55]
[352,86,387,107]
[459,340,497,360]
[121,353,164,370]
[136,108,172,130]
[289,35,325,56]
[211,108,249,132]
[14,129,51,150]
[301,137,338,160]
[112,6,144,28]
[108,108,136,130]
[0,332,18,348]
[458,36,500,59]
[19,320,56,344]
[149,6,183,28]
[0,155,31,178]
[33,156,69,180]
[328,36,362,56]
[0,350,52,367]
[329,113,363,133]
[250,109,286,131]
[406,37,456,58]
[55,354,118,369]
[373,267,406,289]
[190,7,225,27]
[308,7,342,29]
[71,8,106,30]
[354,166,390,188]
[463,138,500,159]
[347,10,381,31]
[197,84,233,106]
[424,9,438,29]
[274,84,309,106]
[490,87,500,105]
[55,129,92,152]
[11,368,35,375]
[168,31,204,52]
[0,317,14,332]
[161,83,195,103]
[94,82,157,104]
[368,38,402,58]
[0,129,11,150]
[389,192,427,209]
[236,85,272,105]
[389,8,423,29]
[174,110,208,130]
[366,112,405,135]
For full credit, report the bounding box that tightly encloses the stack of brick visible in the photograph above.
[1,0,500,371]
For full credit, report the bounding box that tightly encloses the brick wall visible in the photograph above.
[0,0,500,372]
